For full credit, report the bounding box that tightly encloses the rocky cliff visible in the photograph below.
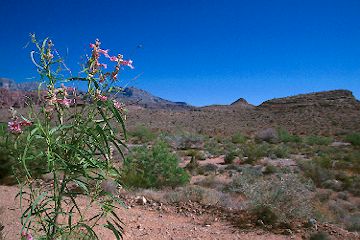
[259,90,359,109]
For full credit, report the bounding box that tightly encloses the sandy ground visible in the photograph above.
[0,185,307,240]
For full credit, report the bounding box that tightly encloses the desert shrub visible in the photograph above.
[204,138,224,156]
[315,189,332,203]
[347,175,360,196]
[227,172,314,223]
[163,185,223,205]
[313,154,333,169]
[166,132,204,150]
[299,161,334,187]
[231,132,247,144]
[129,125,156,143]
[185,156,200,175]
[253,205,279,225]
[0,123,48,183]
[305,135,332,146]
[344,214,360,232]
[262,165,278,175]
[9,36,128,239]
[255,128,278,143]
[345,133,360,146]
[277,128,302,143]
[198,163,219,175]
[271,144,290,158]
[195,175,225,190]
[185,149,206,160]
[309,232,331,240]
[224,150,237,164]
[0,124,16,180]
[241,143,270,163]
[122,141,190,188]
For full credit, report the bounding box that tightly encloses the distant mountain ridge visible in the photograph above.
[0,78,41,91]
[1,77,360,136]
[116,87,193,109]
[0,78,192,109]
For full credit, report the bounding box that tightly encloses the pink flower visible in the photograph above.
[20,120,32,127]
[98,48,109,57]
[108,56,118,62]
[8,121,22,134]
[21,231,33,240]
[96,94,108,101]
[121,59,134,69]
[57,98,72,107]
[90,43,96,48]
[113,100,124,110]
[101,63,107,69]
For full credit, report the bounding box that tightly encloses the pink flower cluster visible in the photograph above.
[96,94,108,102]
[89,39,134,81]
[21,231,33,240]
[113,100,126,112]
[45,84,75,111]
[8,119,32,134]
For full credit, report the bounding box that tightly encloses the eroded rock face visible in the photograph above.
[259,90,359,109]
[0,88,42,109]
[0,78,44,109]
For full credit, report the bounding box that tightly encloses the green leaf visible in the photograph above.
[104,221,122,240]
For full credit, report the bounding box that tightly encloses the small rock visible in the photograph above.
[330,142,351,147]
[283,229,293,235]
[135,196,147,205]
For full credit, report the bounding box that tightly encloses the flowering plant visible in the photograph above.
[10,34,131,239]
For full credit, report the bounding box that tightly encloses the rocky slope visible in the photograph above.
[125,89,360,136]
[1,78,360,136]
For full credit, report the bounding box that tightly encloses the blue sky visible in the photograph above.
[0,0,359,106]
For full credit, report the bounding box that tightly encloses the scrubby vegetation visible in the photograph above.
[345,132,360,146]
[227,170,314,224]
[128,125,157,143]
[2,97,360,239]
[121,141,190,188]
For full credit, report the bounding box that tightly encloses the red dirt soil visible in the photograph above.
[0,185,306,240]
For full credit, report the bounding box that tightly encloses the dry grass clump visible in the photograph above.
[163,185,224,206]
[227,170,315,224]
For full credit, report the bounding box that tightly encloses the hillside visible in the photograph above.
[126,90,360,136]
[1,78,360,136]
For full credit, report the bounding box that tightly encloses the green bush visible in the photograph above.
[0,124,47,182]
[185,149,206,160]
[242,143,270,163]
[277,128,302,143]
[204,138,224,156]
[224,151,237,164]
[231,132,247,144]
[345,133,360,146]
[271,145,290,158]
[299,161,334,187]
[305,135,332,146]
[262,165,278,175]
[121,141,190,188]
[0,124,15,180]
[129,125,156,143]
